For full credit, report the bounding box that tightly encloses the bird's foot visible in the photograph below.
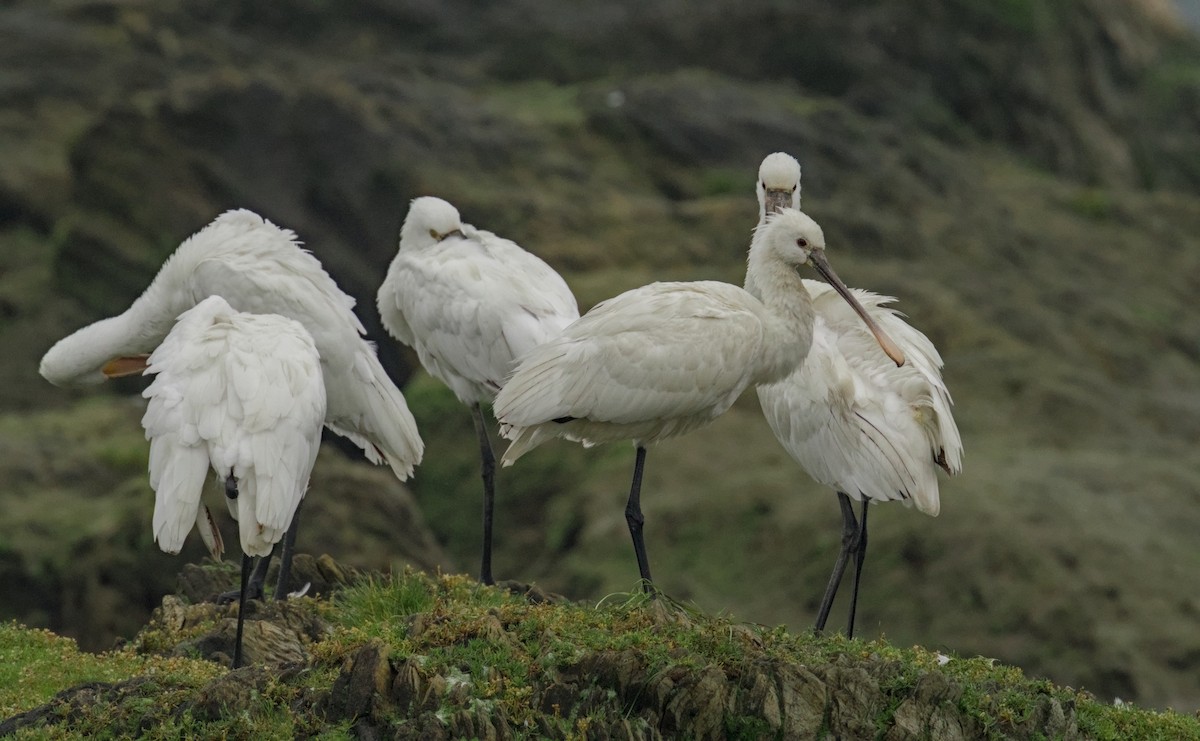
[496,580,569,605]
[216,583,264,605]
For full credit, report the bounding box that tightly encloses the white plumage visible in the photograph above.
[142,295,325,559]
[378,197,579,404]
[377,196,579,583]
[757,285,961,513]
[749,152,962,636]
[496,281,791,459]
[495,208,903,587]
[39,208,423,481]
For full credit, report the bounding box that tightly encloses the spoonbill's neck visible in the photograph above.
[745,248,816,386]
[39,274,189,386]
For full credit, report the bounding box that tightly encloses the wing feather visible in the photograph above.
[495,281,766,460]
[142,296,327,557]
[757,282,961,516]
[378,229,579,404]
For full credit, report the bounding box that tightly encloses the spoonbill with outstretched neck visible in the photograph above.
[495,209,905,592]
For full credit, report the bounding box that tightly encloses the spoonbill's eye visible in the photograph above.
[429,229,439,239]
[791,185,798,192]
[796,238,808,248]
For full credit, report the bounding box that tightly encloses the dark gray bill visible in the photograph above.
[808,251,906,367]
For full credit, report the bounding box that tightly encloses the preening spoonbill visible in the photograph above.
[40,209,423,596]
[494,209,904,591]
[377,196,579,584]
[141,295,326,668]
[750,152,962,637]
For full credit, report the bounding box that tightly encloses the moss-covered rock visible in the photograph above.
[3,570,1198,739]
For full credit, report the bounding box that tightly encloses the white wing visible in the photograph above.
[142,297,326,557]
[378,230,578,404]
[42,209,422,481]
[224,314,326,554]
[191,255,422,481]
[757,282,961,516]
[143,316,216,556]
[495,281,767,461]
[809,281,962,474]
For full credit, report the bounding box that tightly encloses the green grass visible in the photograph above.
[1064,187,1115,220]
[322,573,1200,739]
[4,573,1200,738]
[0,621,222,719]
[485,80,586,128]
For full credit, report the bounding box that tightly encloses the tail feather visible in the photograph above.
[499,425,556,466]
[333,350,424,481]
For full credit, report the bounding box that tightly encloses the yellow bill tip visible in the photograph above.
[101,354,151,378]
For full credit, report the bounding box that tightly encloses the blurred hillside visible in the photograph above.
[3,0,1200,712]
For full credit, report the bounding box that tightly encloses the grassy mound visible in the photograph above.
[2,569,1197,739]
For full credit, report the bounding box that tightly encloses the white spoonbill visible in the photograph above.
[750,152,962,637]
[377,196,579,585]
[494,209,905,591]
[40,209,423,597]
[141,295,326,669]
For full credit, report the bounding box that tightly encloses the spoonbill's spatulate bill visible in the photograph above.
[495,209,904,592]
[750,152,962,637]
[377,196,579,584]
[141,295,325,669]
[39,209,424,598]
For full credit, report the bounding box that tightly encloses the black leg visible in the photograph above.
[814,492,860,633]
[845,499,869,639]
[624,445,655,593]
[233,552,251,669]
[248,550,273,599]
[218,475,270,604]
[217,552,270,604]
[471,404,497,585]
[272,498,304,600]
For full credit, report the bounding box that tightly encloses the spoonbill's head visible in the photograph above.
[755,208,825,270]
[401,196,467,248]
[758,209,906,367]
[757,152,801,218]
[176,294,237,328]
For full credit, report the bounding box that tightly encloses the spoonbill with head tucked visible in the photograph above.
[141,295,325,668]
[377,196,579,584]
[750,152,962,637]
[494,209,904,592]
[40,209,424,599]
